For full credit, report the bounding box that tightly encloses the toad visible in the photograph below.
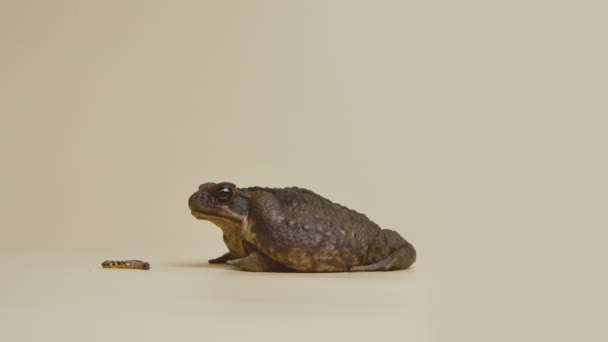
[188,182,416,272]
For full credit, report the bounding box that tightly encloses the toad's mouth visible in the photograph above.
[190,209,244,222]
[190,209,216,219]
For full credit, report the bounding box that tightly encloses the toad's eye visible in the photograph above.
[215,186,233,202]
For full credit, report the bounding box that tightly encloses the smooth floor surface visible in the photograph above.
[2,238,603,342]
[1,250,432,342]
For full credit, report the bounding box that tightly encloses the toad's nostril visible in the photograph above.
[188,192,200,210]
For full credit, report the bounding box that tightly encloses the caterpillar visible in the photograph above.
[101,260,150,270]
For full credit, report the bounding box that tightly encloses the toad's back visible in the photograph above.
[244,187,414,272]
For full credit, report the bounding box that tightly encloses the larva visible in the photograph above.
[101,260,150,270]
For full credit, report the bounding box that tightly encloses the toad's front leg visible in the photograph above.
[208,252,235,264]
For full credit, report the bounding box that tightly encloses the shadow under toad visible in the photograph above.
[168,261,233,270]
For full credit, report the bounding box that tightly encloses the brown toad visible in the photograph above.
[188,182,416,272]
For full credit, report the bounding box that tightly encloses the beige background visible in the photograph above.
[1,1,607,341]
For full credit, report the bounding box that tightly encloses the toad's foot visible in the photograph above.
[350,243,416,272]
[227,252,291,272]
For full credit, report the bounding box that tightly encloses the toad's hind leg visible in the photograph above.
[227,251,292,272]
[350,243,417,272]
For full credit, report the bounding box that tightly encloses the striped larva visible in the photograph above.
[101,260,150,270]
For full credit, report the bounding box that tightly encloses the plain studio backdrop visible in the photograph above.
[1,1,606,341]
